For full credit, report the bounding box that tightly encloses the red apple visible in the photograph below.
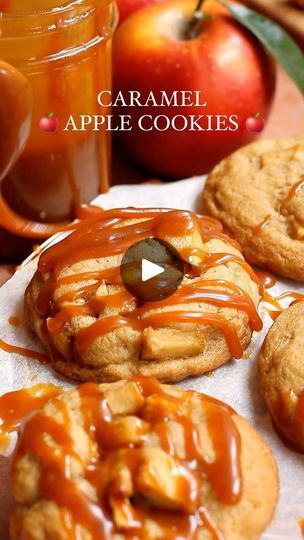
[113,0,275,179]
[117,0,166,24]
[39,113,59,133]
[246,112,265,132]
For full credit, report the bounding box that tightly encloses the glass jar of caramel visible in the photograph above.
[0,0,117,260]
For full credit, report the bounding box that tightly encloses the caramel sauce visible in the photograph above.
[257,266,303,320]
[198,253,260,287]
[0,337,49,364]
[252,178,304,246]
[35,208,261,362]
[253,214,273,235]
[77,311,244,358]
[6,376,241,538]
[140,279,262,331]
[8,315,20,327]
[255,270,277,291]
[262,290,304,321]
[285,177,304,204]
[0,0,115,250]
[0,383,59,450]
[277,291,304,305]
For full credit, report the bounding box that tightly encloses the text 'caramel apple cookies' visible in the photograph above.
[24,207,262,383]
[3,377,279,540]
[259,300,304,452]
[202,138,304,281]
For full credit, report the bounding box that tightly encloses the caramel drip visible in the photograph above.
[253,214,273,235]
[262,290,304,320]
[0,337,49,364]
[253,178,304,242]
[10,376,240,539]
[255,270,276,291]
[200,508,225,540]
[35,208,261,362]
[8,315,20,327]
[285,177,304,204]
[277,291,304,304]
[38,209,235,274]
[76,311,243,358]
[56,268,121,288]
[135,279,262,330]
[47,279,262,344]
[198,253,260,286]
[265,309,282,322]
[0,384,60,451]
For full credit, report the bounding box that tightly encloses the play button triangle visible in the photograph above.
[142,259,164,282]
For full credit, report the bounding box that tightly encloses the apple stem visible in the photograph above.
[186,0,207,40]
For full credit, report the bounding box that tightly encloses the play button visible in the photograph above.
[120,238,184,302]
[142,259,164,282]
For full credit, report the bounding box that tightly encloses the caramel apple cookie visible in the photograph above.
[202,138,304,281]
[8,377,278,540]
[259,300,304,451]
[25,208,262,383]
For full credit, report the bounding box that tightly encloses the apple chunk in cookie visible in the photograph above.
[3,377,278,540]
[25,207,262,383]
[259,301,304,452]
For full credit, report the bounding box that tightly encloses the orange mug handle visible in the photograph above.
[0,59,75,239]
[0,197,77,238]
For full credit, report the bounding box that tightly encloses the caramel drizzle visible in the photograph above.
[8,315,20,327]
[255,270,277,291]
[256,269,304,321]
[0,337,49,364]
[285,177,304,204]
[48,279,262,356]
[254,178,304,237]
[10,376,240,539]
[35,208,261,362]
[253,214,273,236]
[0,384,60,451]
[38,209,234,274]
[262,290,304,321]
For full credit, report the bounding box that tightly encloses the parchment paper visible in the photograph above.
[0,177,303,539]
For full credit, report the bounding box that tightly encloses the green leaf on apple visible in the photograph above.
[219,1,304,95]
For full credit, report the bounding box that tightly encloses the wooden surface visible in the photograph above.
[0,65,303,288]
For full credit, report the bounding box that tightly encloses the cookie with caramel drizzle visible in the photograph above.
[25,207,262,382]
[5,377,278,539]
[203,138,304,281]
